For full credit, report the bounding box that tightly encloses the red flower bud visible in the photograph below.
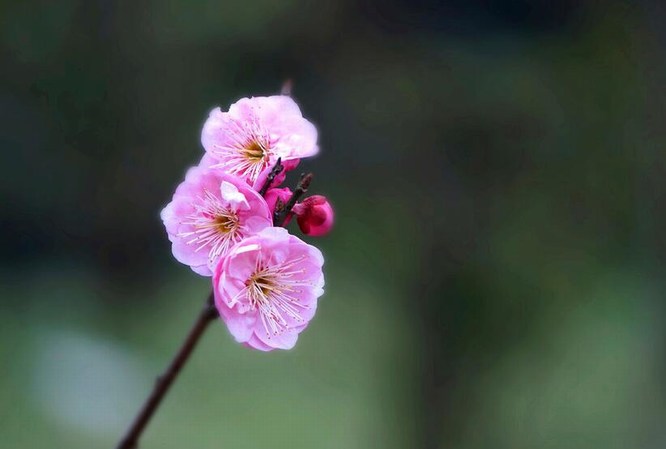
[293,195,334,236]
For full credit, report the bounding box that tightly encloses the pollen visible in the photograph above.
[214,214,239,234]
[241,140,266,163]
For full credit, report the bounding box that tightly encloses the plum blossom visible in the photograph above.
[161,167,272,276]
[293,195,334,236]
[201,96,318,185]
[213,227,325,351]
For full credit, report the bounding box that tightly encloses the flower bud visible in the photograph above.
[264,188,294,225]
[293,195,334,236]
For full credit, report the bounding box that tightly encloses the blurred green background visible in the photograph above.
[2,0,666,448]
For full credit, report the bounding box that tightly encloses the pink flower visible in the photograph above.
[161,167,272,276]
[197,152,218,169]
[213,227,325,351]
[293,195,334,236]
[201,96,318,185]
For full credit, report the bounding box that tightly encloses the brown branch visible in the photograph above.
[116,292,218,449]
[257,157,283,197]
[117,160,293,449]
[280,79,293,96]
[273,173,313,226]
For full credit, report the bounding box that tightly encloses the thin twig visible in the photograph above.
[117,160,290,449]
[257,157,283,197]
[273,172,313,226]
[281,79,293,96]
[116,293,217,449]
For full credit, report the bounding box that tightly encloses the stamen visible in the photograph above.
[241,140,265,163]
[211,115,273,182]
[239,255,310,338]
[177,189,243,262]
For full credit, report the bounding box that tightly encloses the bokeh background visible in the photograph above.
[2,0,666,448]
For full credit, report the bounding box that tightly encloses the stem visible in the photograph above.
[273,173,313,226]
[281,79,293,96]
[116,292,218,449]
[117,160,294,448]
[257,157,283,197]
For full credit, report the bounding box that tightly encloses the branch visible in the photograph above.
[281,79,293,96]
[116,293,218,449]
[273,173,313,226]
[117,160,291,449]
[257,157,284,197]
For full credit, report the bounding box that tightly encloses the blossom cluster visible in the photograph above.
[161,95,332,351]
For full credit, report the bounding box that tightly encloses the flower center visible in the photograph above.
[242,140,266,163]
[239,256,311,338]
[210,120,273,182]
[247,272,276,298]
[213,213,239,234]
[178,189,243,262]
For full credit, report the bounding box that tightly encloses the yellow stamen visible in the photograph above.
[242,141,266,163]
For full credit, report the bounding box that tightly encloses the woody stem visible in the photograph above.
[117,159,292,449]
[273,172,313,226]
[116,293,217,449]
